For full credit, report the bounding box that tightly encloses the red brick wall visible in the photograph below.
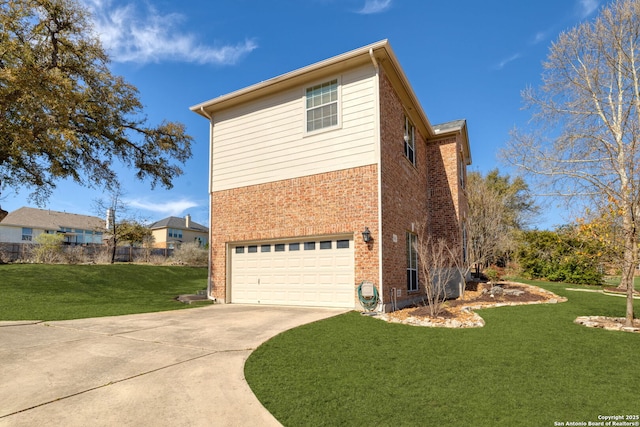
[378,71,467,308]
[208,70,468,310]
[378,70,429,306]
[209,165,379,303]
[427,136,467,247]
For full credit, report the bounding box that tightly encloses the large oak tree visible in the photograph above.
[504,0,640,325]
[0,0,192,208]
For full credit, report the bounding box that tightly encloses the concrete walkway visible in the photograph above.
[0,305,348,426]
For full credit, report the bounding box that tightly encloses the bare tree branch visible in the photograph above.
[502,0,640,325]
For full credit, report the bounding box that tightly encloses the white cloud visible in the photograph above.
[578,0,599,18]
[83,0,257,65]
[356,0,392,14]
[493,53,522,70]
[531,30,549,45]
[126,198,199,217]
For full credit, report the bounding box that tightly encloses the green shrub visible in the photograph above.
[515,228,603,285]
[484,266,501,283]
[32,233,64,263]
[172,243,208,266]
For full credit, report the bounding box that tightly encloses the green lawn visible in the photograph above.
[0,264,209,320]
[245,280,639,427]
[603,275,640,289]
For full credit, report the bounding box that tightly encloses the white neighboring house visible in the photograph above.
[0,207,105,245]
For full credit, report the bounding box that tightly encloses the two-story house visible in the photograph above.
[191,40,471,311]
[148,215,209,249]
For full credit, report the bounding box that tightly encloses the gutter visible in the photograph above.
[200,107,215,302]
[190,40,390,116]
[369,48,384,312]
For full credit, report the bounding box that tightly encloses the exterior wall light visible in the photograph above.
[362,227,372,243]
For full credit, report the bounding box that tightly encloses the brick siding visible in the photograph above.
[378,69,429,307]
[207,68,468,310]
[427,136,464,245]
[378,70,467,309]
[209,165,379,303]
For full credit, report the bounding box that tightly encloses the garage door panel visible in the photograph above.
[272,274,286,284]
[287,257,303,268]
[302,258,318,268]
[301,275,318,286]
[258,259,273,268]
[231,237,354,308]
[317,273,334,285]
[335,273,352,283]
[317,256,334,268]
[335,256,352,268]
[272,259,287,269]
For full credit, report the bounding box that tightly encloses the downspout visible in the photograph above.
[369,48,384,311]
[200,107,215,301]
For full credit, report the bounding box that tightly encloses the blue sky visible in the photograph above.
[2,0,609,228]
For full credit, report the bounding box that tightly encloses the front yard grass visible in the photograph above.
[245,280,639,426]
[0,264,209,320]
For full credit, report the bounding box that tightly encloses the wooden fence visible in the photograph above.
[0,243,173,263]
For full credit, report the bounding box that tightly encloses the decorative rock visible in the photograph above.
[375,282,565,329]
[490,286,504,296]
[574,316,640,333]
[377,312,485,328]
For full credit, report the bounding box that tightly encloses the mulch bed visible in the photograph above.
[378,281,640,333]
[378,281,564,328]
[407,282,551,319]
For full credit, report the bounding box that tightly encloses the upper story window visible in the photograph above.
[404,115,415,165]
[168,228,183,239]
[306,79,338,132]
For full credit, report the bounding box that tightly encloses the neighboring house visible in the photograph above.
[191,40,471,311]
[149,215,209,249]
[0,207,105,244]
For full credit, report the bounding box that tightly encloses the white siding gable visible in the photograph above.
[211,64,377,191]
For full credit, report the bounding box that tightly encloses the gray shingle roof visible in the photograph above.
[149,216,208,232]
[0,207,105,231]
[432,119,466,135]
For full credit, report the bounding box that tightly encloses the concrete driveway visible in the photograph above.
[0,304,348,427]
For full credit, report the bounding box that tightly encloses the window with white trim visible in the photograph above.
[168,228,182,239]
[404,115,415,165]
[22,227,33,241]
[406,232,418,291]
[336,239,350,249]
[306,79,338,132]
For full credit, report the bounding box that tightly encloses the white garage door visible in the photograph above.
[230,237,355,308]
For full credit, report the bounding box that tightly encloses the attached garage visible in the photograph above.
[230,236,355,308]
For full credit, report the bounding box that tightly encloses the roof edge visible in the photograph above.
[190,40,391,117]
[429,119,472,165]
